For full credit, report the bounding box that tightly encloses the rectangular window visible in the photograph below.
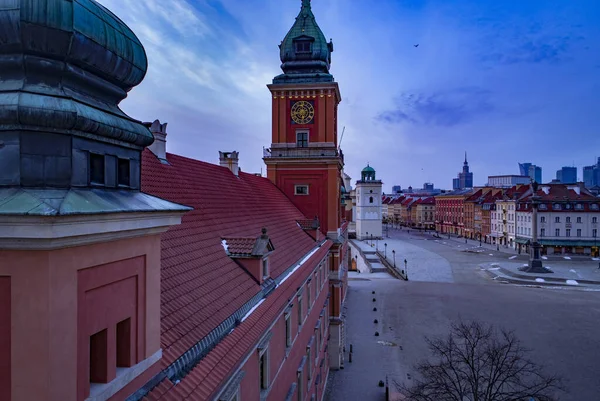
[259,348,269,390]
[541,216,546,223]
[593,229,597,238]
[117,158,130,186]
[577,217,582,223]
[566,229,571,237]
[262,258,269,278]
[307,283,311,309]
[116,318,132,368]
[90,153,105,185]
[297,371,303,401]
[297,296,303,330]
[577,229,582,237]
[566,217,571,223]
[555,217,560,223]
[295,41,312,53]
[296,131,309,148]
[593,217,598,224]
[541,228,545,237]
[285,313,292,348]
[90,329,109,383]
[295,185,309,195]
[555,228,560,237]
[307,347,312,381]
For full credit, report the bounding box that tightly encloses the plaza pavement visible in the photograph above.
[327,230,600,401]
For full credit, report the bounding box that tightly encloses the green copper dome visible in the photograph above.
[273,0,334,84]
[361,164,377,181]
[0,0,151,147]
[362,165,375,173]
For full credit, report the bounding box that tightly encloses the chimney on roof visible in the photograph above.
[219,151,240,176]
[146,119,168,161]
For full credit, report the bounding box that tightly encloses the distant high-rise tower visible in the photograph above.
[519,162,542,183]
[556,166,577,184]
[583,158,600,188]
[453,152,473,190]
[519,163,532,177]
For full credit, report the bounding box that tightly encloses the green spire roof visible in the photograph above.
[273,0,334,84]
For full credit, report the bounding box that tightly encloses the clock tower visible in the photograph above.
[264,0,343,238]
[264,0,348,370]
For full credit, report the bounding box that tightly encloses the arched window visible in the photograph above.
[369,196,374,204]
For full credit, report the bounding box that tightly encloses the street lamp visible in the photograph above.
[384,243,388,258]
[366,231,368,243]
[371,233,373,247]
[392,250,396,268]
[404,259,408,278]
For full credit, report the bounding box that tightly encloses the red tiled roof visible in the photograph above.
[153,243,331,401]
[222,237,256,255]
[141,150,328,396]
[420,197,435,205]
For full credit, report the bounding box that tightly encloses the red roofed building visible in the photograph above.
[515,183,600,256]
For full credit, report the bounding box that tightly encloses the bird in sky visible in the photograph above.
[414,44,419,47]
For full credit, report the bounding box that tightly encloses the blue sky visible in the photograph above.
[99,0,600,192]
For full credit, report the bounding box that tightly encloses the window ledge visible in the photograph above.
[86,349,162,401]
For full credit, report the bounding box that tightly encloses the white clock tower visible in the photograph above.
[355,164,383,240]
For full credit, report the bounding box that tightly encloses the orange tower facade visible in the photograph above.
[264,0,349,370]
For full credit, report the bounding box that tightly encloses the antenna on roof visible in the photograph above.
[339,126,346,148]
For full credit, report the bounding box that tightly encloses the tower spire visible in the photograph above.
[464,151,468,165]
[302,0,311,8]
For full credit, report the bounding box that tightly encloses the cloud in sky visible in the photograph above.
[99,0,600,191]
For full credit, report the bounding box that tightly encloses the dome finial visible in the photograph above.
[302,0,311,9]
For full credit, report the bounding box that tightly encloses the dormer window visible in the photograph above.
[295,41,312,53]
[262,258,269,278]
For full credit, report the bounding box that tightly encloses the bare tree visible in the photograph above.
[397,320,564,401]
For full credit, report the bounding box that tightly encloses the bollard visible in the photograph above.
[373,307,377,311]
[375,331,380,336]
[350,344,353,353]
[372,298,376,302]
[374,319,378,324]
[349,352,353,363]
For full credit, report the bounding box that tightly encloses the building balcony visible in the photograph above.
[263,146,344,163]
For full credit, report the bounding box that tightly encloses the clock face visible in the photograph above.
[291,101,315,125]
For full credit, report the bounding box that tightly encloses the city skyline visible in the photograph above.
[98,0,600,189]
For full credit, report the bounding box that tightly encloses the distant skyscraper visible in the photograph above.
[392,185,402,194]
[460,152,474,188]
[519,163,532,177]
[556,166,577,184]
[423,182,434,191]
[519,162,542,183]
[583,157,600,188]
[529,165,542,184]
[584,166,595,187]
[453,178,460,190]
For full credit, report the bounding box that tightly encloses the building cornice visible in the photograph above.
[0,211,188,250]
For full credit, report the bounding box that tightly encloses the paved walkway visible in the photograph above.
[373,238,454,283]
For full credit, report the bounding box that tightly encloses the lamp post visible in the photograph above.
[366,231,368,243]
[371,234,373,247]
[392,250,396,268]
[479,233,482,246]
[404,259,408,278]
[384,243,387,258]
[521,181,547,273]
